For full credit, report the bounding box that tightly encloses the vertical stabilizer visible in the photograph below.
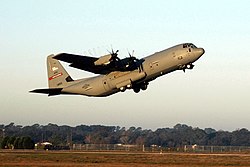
[47,54,73,88]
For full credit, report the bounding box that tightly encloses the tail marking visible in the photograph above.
[48,72,63,81]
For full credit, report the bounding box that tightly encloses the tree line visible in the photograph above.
[1,136,34,149]
[0,123,250,148]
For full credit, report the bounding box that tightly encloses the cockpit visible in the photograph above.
[183,43,197,49]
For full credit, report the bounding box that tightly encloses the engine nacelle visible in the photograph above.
[94,54,112,65]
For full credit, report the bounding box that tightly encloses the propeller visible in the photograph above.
[125,50,140,69]
[107,47,120,62]
[128,50,134,58]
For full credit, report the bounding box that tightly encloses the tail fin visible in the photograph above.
[47,54,73,88]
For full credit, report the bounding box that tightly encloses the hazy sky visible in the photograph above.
[0,0,249,131]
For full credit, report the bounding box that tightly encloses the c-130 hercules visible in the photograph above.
[30,43,205,97]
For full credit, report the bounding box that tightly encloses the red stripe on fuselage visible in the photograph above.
[49,72,63,80]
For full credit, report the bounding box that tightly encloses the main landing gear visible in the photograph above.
[119,82,148,93]
[132,82,148,93]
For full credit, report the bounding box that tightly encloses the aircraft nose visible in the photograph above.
[198,48,205,56]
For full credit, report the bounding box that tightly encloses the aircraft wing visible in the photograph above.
[53,53,113,74]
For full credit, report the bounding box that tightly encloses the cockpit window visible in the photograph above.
[190,44,197,48]
[183,43,197,49]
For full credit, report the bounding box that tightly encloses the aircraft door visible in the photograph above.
[103,79,110,91]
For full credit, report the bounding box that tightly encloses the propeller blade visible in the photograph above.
[127,49,135,58]
[127,49,132,58]
[107,46,119,61]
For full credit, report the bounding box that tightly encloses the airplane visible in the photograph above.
[30,43,205,97]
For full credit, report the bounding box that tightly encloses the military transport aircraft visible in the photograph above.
[30,43,205,97]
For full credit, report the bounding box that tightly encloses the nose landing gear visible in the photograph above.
[186,63,194,69]
[179,63,194,72]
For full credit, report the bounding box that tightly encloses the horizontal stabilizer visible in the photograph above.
[30,88,63,96]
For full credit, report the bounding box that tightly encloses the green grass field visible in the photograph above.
[0,150,250,167]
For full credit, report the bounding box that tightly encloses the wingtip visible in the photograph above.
[29,89,38,93]
[52,53,67,61]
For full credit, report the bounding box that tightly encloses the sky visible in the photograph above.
[0,0,250,131]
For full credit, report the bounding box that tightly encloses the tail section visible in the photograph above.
[30,54,73,96]
[47,54,73,88]
[30,88,63,96]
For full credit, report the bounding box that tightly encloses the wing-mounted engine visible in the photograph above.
[94,54,113,65]
[94,49,143,72]
[94,49,119,66]
[116,50,144,72]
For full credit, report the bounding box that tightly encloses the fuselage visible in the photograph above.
[61,43,205,97]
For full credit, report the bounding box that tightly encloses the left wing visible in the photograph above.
[53,53,143,75]
[53,53,113,74]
